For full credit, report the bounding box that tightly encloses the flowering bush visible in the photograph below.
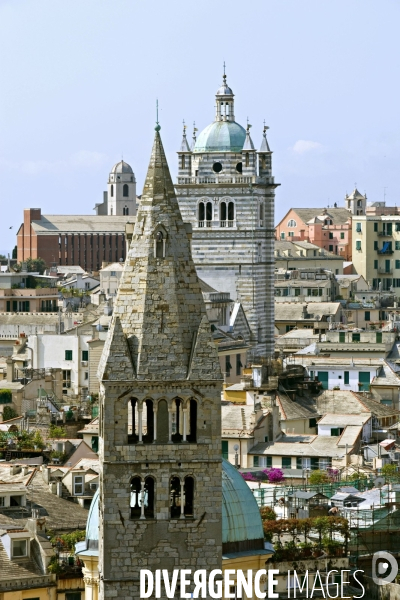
[241,473,258,481]
[263,468,285,483]
[327,467,340,482]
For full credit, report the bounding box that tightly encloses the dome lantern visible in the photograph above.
[215,69,235,123]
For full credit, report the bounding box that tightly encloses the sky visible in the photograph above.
[1,0,400,256]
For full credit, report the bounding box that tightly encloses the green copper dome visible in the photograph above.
[222,459,264,545]
[193,121,246,153]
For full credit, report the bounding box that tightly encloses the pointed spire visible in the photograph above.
[97,317,136,381]
[180,120,190,152]
[191,122,198,151]
[259,124,271,153]
[243,123,255,151]
[99,129,222,382]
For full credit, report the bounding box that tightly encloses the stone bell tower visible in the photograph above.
[176,72,278,360]
[97,127,223,599]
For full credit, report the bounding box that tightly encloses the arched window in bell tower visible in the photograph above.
[181,155,185,169]
[123,184,129,197]
[245,153,250,167]
[206,202,212,224]
[154,230,166,259]
[130,476,155,519]
[198,202,205,226]
[184,476,194,516]
[187,399,197,443]
[220,202,227,222]
[228,202,234,223]
[170,477,181,518]
[110,184,114,197]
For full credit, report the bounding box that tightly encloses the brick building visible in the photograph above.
[17,208,130,271]
[16,160,137,271]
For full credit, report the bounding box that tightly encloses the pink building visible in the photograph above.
[276,206,353,260]
[275,189,367,262]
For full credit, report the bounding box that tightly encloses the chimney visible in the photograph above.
[41,464,50,484]
[6,359,13,383]
[9,465,22,476]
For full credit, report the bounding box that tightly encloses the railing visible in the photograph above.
[177,175,256,185]
[378,268,393,274]
[377,248,394,254]
[197,220,236,229]
[275,338,316,348]
[377,231,393,236]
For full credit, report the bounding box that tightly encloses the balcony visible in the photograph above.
[220,220,234,228]
[378,268,393,274]
[198,220,212,228]
[378,230,393,236]
[377,243,394,254]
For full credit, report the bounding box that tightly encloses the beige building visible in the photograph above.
[275,240,345,273]
[221,402,281,467]
[274,301,342,335]
[352,214,400,292]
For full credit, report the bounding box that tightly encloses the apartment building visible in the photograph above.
[274,268,337,302]
[352,214,400,291]
[275,240,345,273]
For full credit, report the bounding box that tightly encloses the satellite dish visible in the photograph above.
[374,477,385,488]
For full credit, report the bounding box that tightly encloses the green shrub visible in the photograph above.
[3,406,18,421]
[49,425,66,439]
[309,470,329,485]
[0,390,12,405]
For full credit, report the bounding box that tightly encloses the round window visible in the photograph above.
[212,162,222,173]
[236,162,242,173]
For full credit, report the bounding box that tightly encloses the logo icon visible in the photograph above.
[372,551,399,585]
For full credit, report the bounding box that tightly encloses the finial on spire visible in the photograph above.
[182,119,186,134]
[223,61,226,83]
[246,117,252,131]
[155,99,161,132]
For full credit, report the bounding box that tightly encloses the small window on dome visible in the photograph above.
[236,162,242,174]
[213,162,222,173]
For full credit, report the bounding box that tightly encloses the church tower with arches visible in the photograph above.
[97,127,223,599]
[176,73,278,359]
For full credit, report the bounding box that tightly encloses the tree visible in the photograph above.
[49,425,66,439]
[382,464,398,477]
[12,246,17,259]
[309,470,329,485]
[14,257,47,274]
[2,406,18,421]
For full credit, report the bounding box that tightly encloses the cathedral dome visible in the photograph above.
[111,160,133,174]
[222,459,264,546]
[193,121,246,153]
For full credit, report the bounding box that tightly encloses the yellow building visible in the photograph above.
[352,214,400,292]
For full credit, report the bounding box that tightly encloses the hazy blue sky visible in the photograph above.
[1,0,399,256]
